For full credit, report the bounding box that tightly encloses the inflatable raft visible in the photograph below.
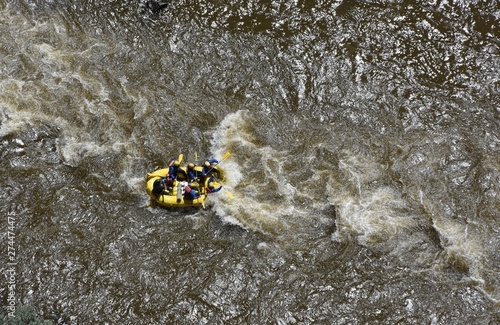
[146,155,226,208]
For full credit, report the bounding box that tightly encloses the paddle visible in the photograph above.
[195,158,204,207]
[175,154,184,200]
[217,152,233,198]
[210,174,234,199]
[193,153,208,208]
[220,151,230,162]
[199,151,233,199]
[205,151,231,175]
[223,187,234,199]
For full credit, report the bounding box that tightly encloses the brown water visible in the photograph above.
[1,0,499,324]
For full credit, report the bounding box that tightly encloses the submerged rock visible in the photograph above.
[145,0,170,13]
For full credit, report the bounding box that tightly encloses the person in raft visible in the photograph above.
[168,160,187,180]
[206,176,222,193]
[201,159,219,178]
[168,160,181,179]
[184,185,200,200]
[187,163,198,182]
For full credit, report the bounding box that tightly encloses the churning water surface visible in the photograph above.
[1,0,499,324]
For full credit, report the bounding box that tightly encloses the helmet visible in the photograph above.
[208,182,215,189]
[188,163,194,169]
[204,161,210,167]
[174,161,180,167]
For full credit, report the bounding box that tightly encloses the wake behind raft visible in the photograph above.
[146,153,228,208]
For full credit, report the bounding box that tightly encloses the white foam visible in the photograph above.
[334,186,417,246]
[207,110,328,235]
[332,153,407,239]
[0,97,50,137]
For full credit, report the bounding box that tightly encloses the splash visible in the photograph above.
[330,153,420,246]
[330,149,498,301]
[421,196,495,298]
[334,187,417,245]
[0,8,142,169]
[208,110,330,236]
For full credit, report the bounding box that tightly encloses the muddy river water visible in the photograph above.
[1,0,499,324]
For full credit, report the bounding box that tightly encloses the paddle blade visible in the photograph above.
[225,188,234,199]
[220,152,230,162]
[178,154,183,164]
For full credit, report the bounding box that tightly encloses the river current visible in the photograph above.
[1,0,499,324]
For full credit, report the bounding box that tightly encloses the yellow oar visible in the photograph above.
[211,174,234,199]
[178,154,183,164]
[220,151,230,162]
[218,152,232,198]
[205,151,231,176]
[224,188,234,199]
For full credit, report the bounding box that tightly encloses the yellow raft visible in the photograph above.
[146,163,225,208]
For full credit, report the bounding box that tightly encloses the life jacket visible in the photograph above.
[184,185,200,200]
[187,167,197,179]
[152,179,166,196]
[170,166,187,180]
